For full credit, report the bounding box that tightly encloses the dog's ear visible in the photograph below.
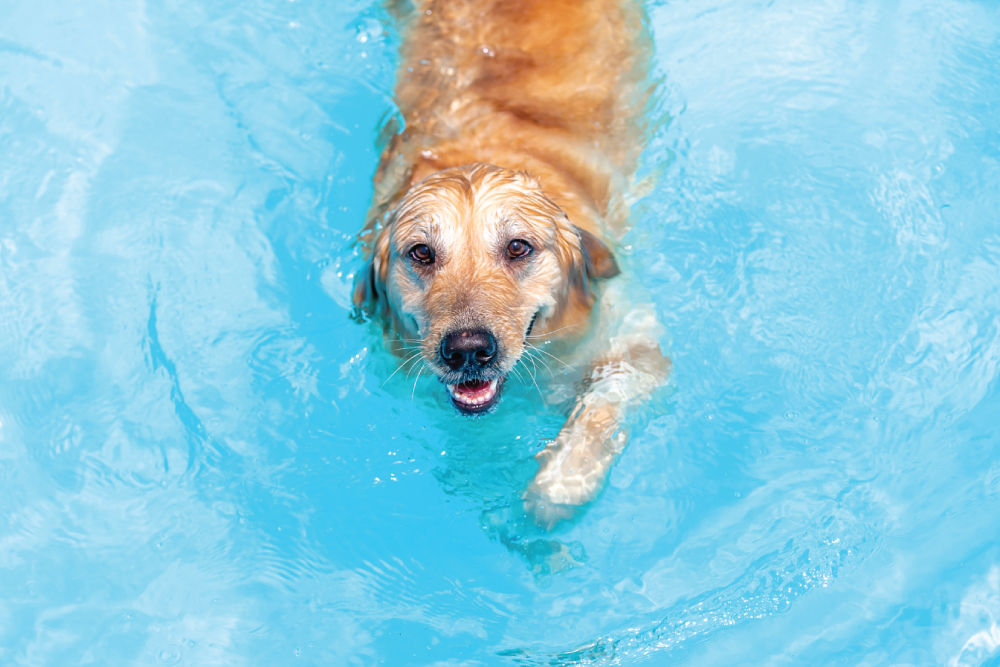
[352,261,379,310]
[352,228,391,314]
[554,220,619,317]
[576,227,619,280]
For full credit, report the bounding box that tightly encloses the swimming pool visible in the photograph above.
[1,0,999,663]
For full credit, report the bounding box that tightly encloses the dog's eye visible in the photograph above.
[506,239,533,259]
[408,243,435,265]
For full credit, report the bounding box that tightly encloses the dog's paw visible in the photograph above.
[522,427,627,528]
[522,484,582,529]
[525,463,602,508]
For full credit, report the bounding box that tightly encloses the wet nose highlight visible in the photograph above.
[439,329,497,370]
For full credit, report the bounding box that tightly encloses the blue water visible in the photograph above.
[2,0,999,663]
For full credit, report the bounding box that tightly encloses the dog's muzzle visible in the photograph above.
[438,328,504,414]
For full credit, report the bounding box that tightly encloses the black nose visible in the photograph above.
[439,329,497,371]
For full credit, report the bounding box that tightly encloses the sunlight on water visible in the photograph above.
[1,0,999,664]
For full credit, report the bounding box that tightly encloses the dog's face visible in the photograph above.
[355,163,617,414]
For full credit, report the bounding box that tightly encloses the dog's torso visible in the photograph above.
[366,0,652,242]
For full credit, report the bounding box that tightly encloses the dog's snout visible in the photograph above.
[440,329,497,370]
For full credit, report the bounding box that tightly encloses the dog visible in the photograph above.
[354,0,669,526]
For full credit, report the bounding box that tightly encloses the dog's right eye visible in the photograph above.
[408,243,435,265]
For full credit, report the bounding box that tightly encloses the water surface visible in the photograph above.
[1,0,999,664]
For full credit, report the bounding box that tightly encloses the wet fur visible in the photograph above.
[355,0,667,525]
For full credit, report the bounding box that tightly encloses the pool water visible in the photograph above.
[2,0,999,663]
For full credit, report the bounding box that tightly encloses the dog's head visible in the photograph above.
[354,163,618,414]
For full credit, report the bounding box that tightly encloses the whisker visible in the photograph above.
[523,349,541,377]
[386,340,420,351]
[515,355,545,403]
[508,365,526,383]
[522,348,553,377]
[381,351,424,387]
[411,363,425,401]
[525,322,577,339]
[405,352,430,379]
[526,342,571,370]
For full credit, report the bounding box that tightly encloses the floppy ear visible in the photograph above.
[352,261,379,310]
[352,228,391,314]
[576,226,619,279]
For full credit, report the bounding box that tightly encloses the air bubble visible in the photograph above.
[353,17,383,45]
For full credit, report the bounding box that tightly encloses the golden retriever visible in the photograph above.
[354,0,669,525]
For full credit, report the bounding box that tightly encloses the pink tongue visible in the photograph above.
[459,380,488,391]
[454,380,490,401]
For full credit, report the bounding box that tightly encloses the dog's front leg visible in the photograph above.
[523,394,626,526]
[524,313,670,527]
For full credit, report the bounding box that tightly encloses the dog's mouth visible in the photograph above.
[446,377,504,414]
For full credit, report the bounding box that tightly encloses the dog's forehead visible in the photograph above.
[393,173,558,248]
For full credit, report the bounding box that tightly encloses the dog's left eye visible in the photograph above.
[506,239,533,259]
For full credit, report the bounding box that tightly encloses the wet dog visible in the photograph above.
[354,0,669,525]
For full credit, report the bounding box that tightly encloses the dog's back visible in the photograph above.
[368,0,653,240]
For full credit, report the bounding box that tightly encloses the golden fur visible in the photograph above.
[355,0,668,525]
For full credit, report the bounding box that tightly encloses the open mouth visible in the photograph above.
[446,377,504,414]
